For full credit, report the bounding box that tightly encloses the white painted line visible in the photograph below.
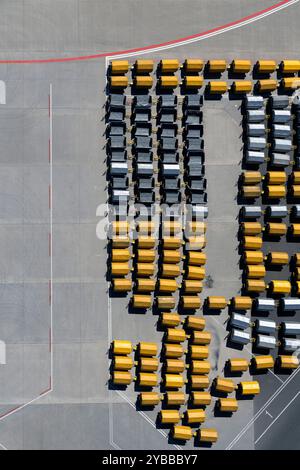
[226,366,300,449]
[255,391,300,445]
[0,81,6,105]
[107,0,299,60]
[116,390,182,451]
[49,83,53,390]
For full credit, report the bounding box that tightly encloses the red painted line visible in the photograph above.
[0,405,21,419]
[48,184,51,210]
[48,280,52,306]
[0,1,292,64]
[48,139,50,163]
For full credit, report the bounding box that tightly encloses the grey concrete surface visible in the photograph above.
[0,0,299,451]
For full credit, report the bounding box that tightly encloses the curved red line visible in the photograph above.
[0,0,293,64]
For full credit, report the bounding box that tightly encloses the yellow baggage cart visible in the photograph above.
[165,359,185,374]
[190,360,211,374]
[190,375,210,390]
[133,294,152,309]
[242,185,261,198]
[173,425,193,441]
[157,296,176,310]
[183,280,203,293]
[185,76,204,88]
[278,355,299,369]
[242,222,262,235]
[190,345,209,360]
[136,278,156,293]
[164,343,185,359]
[282,77,300,90]
[266,222,287,236]
[208,81,228,94]
[136,262,155,277]
[184,59,204,72]
[257,79,277,92]
[113,356,134,371]
[292,172,300,184]
[186,235,206,250]
[191,331,212,346]
[218,398,238,412]
[266,171,287,185]
[186,316,206,330]
[165,391,186,406]
[243,171,262,184]
[111,262,131,276]
[162,236,183,249]
[137,249,155,262]
[162,249,181,264]
[207,296,227,309]
[246,264,266,279]
[290,224,300,236]
[134,76,153,88]
[112,248,131,262]
[243,236,263,250]
[111,60,129,74]
[185,266,205,280]
[160,59,180,72]
[112,278,132,292]
[207,59,226,72]
[198,428,218,443]
[246,279,266,292]
[139,392,161,406]
[214,377,235,394]
[256,60,276,73]
[166,328,187,343]
[267,251,289,265]
[231,296,252,310]
[231,59,251,73]
[110,76,129,88]
[138,372,159,388]
[161,263,181,278]
[228,358,249,372]
[232,81,252,93]
[281,60,300,73]
[160,76,179,88]
[112,339,132,355]
[244,251,264,265]
[252,355,274,370]
[164,374,185,389]
[112,236,130,248]
[181,295,201,309]
[239,381,260,396]
[158,279,179,293]
[185,409,205,424]
[160,312,181,328]
[138,357,159,372]
[191,391,212,406]
[292,185,300,197]
[160,410,181,424]
[112,371,132,385]
[265,185,286,199]
[186,251,206,266]
[138,342,158,357]
[135,59,154,73]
